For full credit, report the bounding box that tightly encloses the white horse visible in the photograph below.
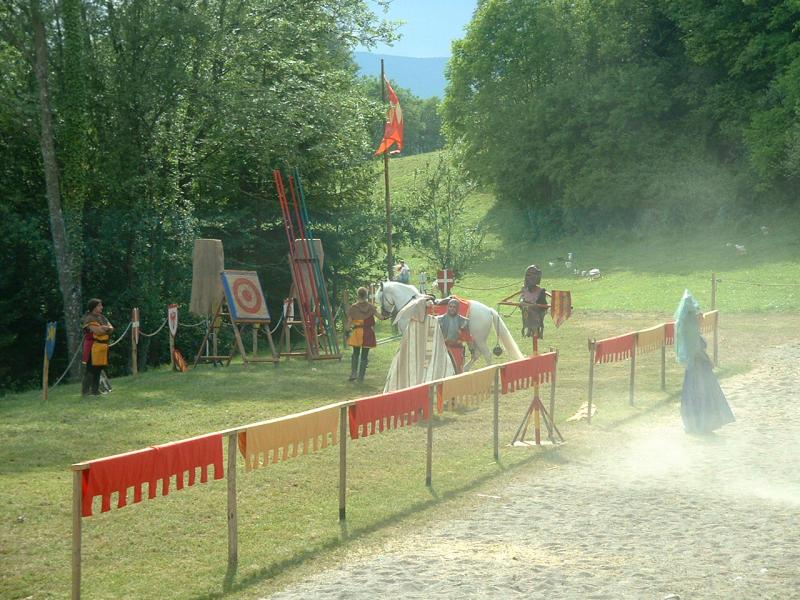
[376,281,524,370]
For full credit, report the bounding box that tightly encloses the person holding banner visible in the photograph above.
[81,298,114,397]
[675,290,734,434]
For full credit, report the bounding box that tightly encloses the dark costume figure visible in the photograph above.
[347,287,378,382]
[438,298,470,373]
[521,264,547,338]
[675,290,735,434]
[81,298,114,396]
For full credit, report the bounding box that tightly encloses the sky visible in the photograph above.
[359,0,478,58]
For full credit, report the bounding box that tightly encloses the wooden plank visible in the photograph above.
[587,339,595,424]
[661,343,666,390]
[338,405,347,520]
[131,307,138,376]
[492,368,499,460]
[226,434,238,569]
[629,339,636,406]
[71,470,82,599]
[426,384,434,486]
[549,351,558,442]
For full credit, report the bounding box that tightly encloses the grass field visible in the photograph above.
[2,152,799,599]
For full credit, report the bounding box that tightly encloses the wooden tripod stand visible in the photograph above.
[511,335,564,445]
[192,297,278,368]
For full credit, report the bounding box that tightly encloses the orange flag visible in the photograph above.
[374,77,404,155]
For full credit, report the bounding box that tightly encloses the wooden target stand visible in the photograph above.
[193,270,278,368]
[499,294,565,446]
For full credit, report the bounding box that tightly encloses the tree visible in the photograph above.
[397,153,484,275]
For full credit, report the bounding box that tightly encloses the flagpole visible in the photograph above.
[381,59,394,280]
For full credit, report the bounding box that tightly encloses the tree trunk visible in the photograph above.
[32,0,83,379]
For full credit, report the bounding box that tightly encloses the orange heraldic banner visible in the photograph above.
[374,77,404,155]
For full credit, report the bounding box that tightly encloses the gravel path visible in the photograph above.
[264,342,800,600]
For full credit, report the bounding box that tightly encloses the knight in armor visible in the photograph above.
[437,298,470,373]
[520,264,548,338]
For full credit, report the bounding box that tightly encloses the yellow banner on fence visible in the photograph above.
[238,405,340,471]
[699,310,718,334]
[438,365,497,412]
[636,324,666,354]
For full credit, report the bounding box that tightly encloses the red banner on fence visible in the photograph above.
[81,433,223,517]
[349,384,430,439]
[593,333,636,364]
[500,352,558,394]
[664,322,675,346]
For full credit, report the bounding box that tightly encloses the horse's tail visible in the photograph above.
[490,308,524,360]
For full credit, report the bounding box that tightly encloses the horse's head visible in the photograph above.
[375,281,395,320]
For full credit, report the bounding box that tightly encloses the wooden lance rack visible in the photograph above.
[274,168,341,361]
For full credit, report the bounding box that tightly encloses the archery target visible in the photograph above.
[221,270,271,321]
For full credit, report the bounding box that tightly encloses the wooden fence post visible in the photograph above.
[493,368,500,461]
[711,272,717,310]
[587,339,595,424]
[339,404,348,520]
[226,434,238,570]
[426,384,434,486]
[549,351,558,442]
[629,336,637,406]
[42,349,50,401]
[71,469,82,599]
[131,308,139,376]
[713,311,719,367]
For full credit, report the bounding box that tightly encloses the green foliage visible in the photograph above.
[443,0,800,238]
[395,152,485,275]
[0,0,397,391]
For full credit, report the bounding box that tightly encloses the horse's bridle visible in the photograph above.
[379,282,420,321]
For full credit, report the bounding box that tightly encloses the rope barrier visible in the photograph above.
[51,347,82,389]
[107,321,132,347]
[180,320,208,328]
[139,319,168,337]
[455,281,520,292]
[718,279,800,287]
[376,334,402,345]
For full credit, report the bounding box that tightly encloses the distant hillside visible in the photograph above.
[354,52,448,99]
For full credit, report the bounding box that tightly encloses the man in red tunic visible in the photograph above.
[346,287,379,382]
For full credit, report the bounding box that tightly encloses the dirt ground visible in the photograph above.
[262,341,800,600]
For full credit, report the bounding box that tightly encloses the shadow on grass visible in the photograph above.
[193,449,552,600]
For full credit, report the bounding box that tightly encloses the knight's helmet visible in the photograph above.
[524,264,542,288]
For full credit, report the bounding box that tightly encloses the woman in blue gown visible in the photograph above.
[675,290,735,434]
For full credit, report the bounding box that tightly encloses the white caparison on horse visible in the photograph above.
[376,281,524,371]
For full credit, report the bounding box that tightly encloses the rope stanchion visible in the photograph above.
[107,322,132,347]
[139,319,168,338]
